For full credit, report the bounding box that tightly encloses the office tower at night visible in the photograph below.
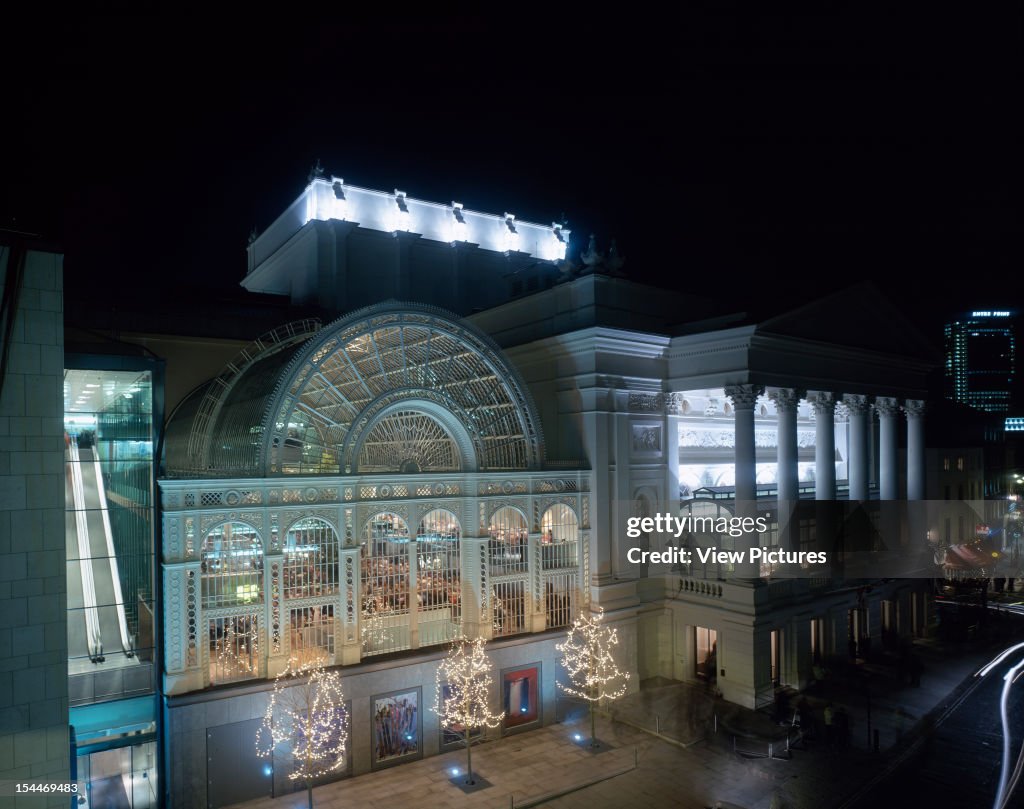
[945,310,1017,413]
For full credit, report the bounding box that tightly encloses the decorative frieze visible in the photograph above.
[628,392,666,412]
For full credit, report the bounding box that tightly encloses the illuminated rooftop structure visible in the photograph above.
[945,310,1017,414]
[242,172,570,314]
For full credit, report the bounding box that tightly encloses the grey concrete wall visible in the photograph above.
[0,245,68,807]
[166,633,572,809]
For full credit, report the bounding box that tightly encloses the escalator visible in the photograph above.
[66,435,134,664]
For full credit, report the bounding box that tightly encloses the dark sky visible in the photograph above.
[4,10,1021,340]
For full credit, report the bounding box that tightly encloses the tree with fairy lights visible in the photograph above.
[433,635,504,786]
[556,605,630,748]
[257,659,348,809]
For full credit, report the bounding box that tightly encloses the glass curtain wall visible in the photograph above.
[64,368,156,704]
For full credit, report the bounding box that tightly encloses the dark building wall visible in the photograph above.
[0,242,69,805]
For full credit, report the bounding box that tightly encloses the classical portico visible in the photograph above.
[654,285,936,707]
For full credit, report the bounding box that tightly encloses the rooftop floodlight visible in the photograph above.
[331,178,348,220]
[393,190,412,233]
[451,202,468,244]
[504,213,519,253]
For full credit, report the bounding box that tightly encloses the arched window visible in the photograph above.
[540,504,580,629]
[357,411,462,473]
[200,522,263,609]
[541,503,577,543]
[488,506,529,638]
[540,504,579,569]
[283,517,339,599]
[488,506,529,575]
[417,509,461,645]
[283,517,339,666]
[361,512,411,655]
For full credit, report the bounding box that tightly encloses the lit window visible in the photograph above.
[200,522,263,609]
[361,513,411,656]
[283,517,339,600]
[416,509,462,646]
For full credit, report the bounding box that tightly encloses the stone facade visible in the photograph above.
[0,242,68,807]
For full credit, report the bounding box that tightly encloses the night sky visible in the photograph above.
[3,10,1020,341]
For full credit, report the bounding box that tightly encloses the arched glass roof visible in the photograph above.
[164,304,543,477]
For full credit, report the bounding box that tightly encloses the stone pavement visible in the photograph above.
[228,637,1010,809]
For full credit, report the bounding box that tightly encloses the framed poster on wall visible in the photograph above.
[371,687,422,769]
[501,663,541,733]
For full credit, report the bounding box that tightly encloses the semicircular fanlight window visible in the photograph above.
[356,410,461,473]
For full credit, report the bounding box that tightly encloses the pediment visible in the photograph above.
[756,282,937,361]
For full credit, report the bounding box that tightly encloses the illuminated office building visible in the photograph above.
[945,310,1017,413]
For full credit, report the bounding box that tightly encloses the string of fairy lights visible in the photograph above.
[257,659,350,790]
[433,635,505,737]
[252,607,628,789]
[556,605,629,745]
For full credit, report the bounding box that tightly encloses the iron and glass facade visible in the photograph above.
[158,304,587,807]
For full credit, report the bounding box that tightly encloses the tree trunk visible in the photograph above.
[307,781,314,809]
[590,701,597,748]
[465,726,474,784]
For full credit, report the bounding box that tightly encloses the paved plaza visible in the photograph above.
[229,637,1001,809]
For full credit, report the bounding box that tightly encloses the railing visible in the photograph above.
[541,571,578,629]
[488,538,529,576]
[69,439,102,661]
[93,451,133,656]
[678,578,724,598]
[541,540,578,570]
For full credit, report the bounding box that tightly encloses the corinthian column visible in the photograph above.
[875,397,900,500]
[726,384,764,579]
[726,384,764,506]
[809,392,836,500]
[768,388,803,504]
[843,394,870,501]
[905,400,927,500]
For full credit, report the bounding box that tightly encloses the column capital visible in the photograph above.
[767,387,806,412]
[875,396,901,418]
[904,399,927,418]
[842,393,871,416]
[724,384,764,410]
[807,391,836,415]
